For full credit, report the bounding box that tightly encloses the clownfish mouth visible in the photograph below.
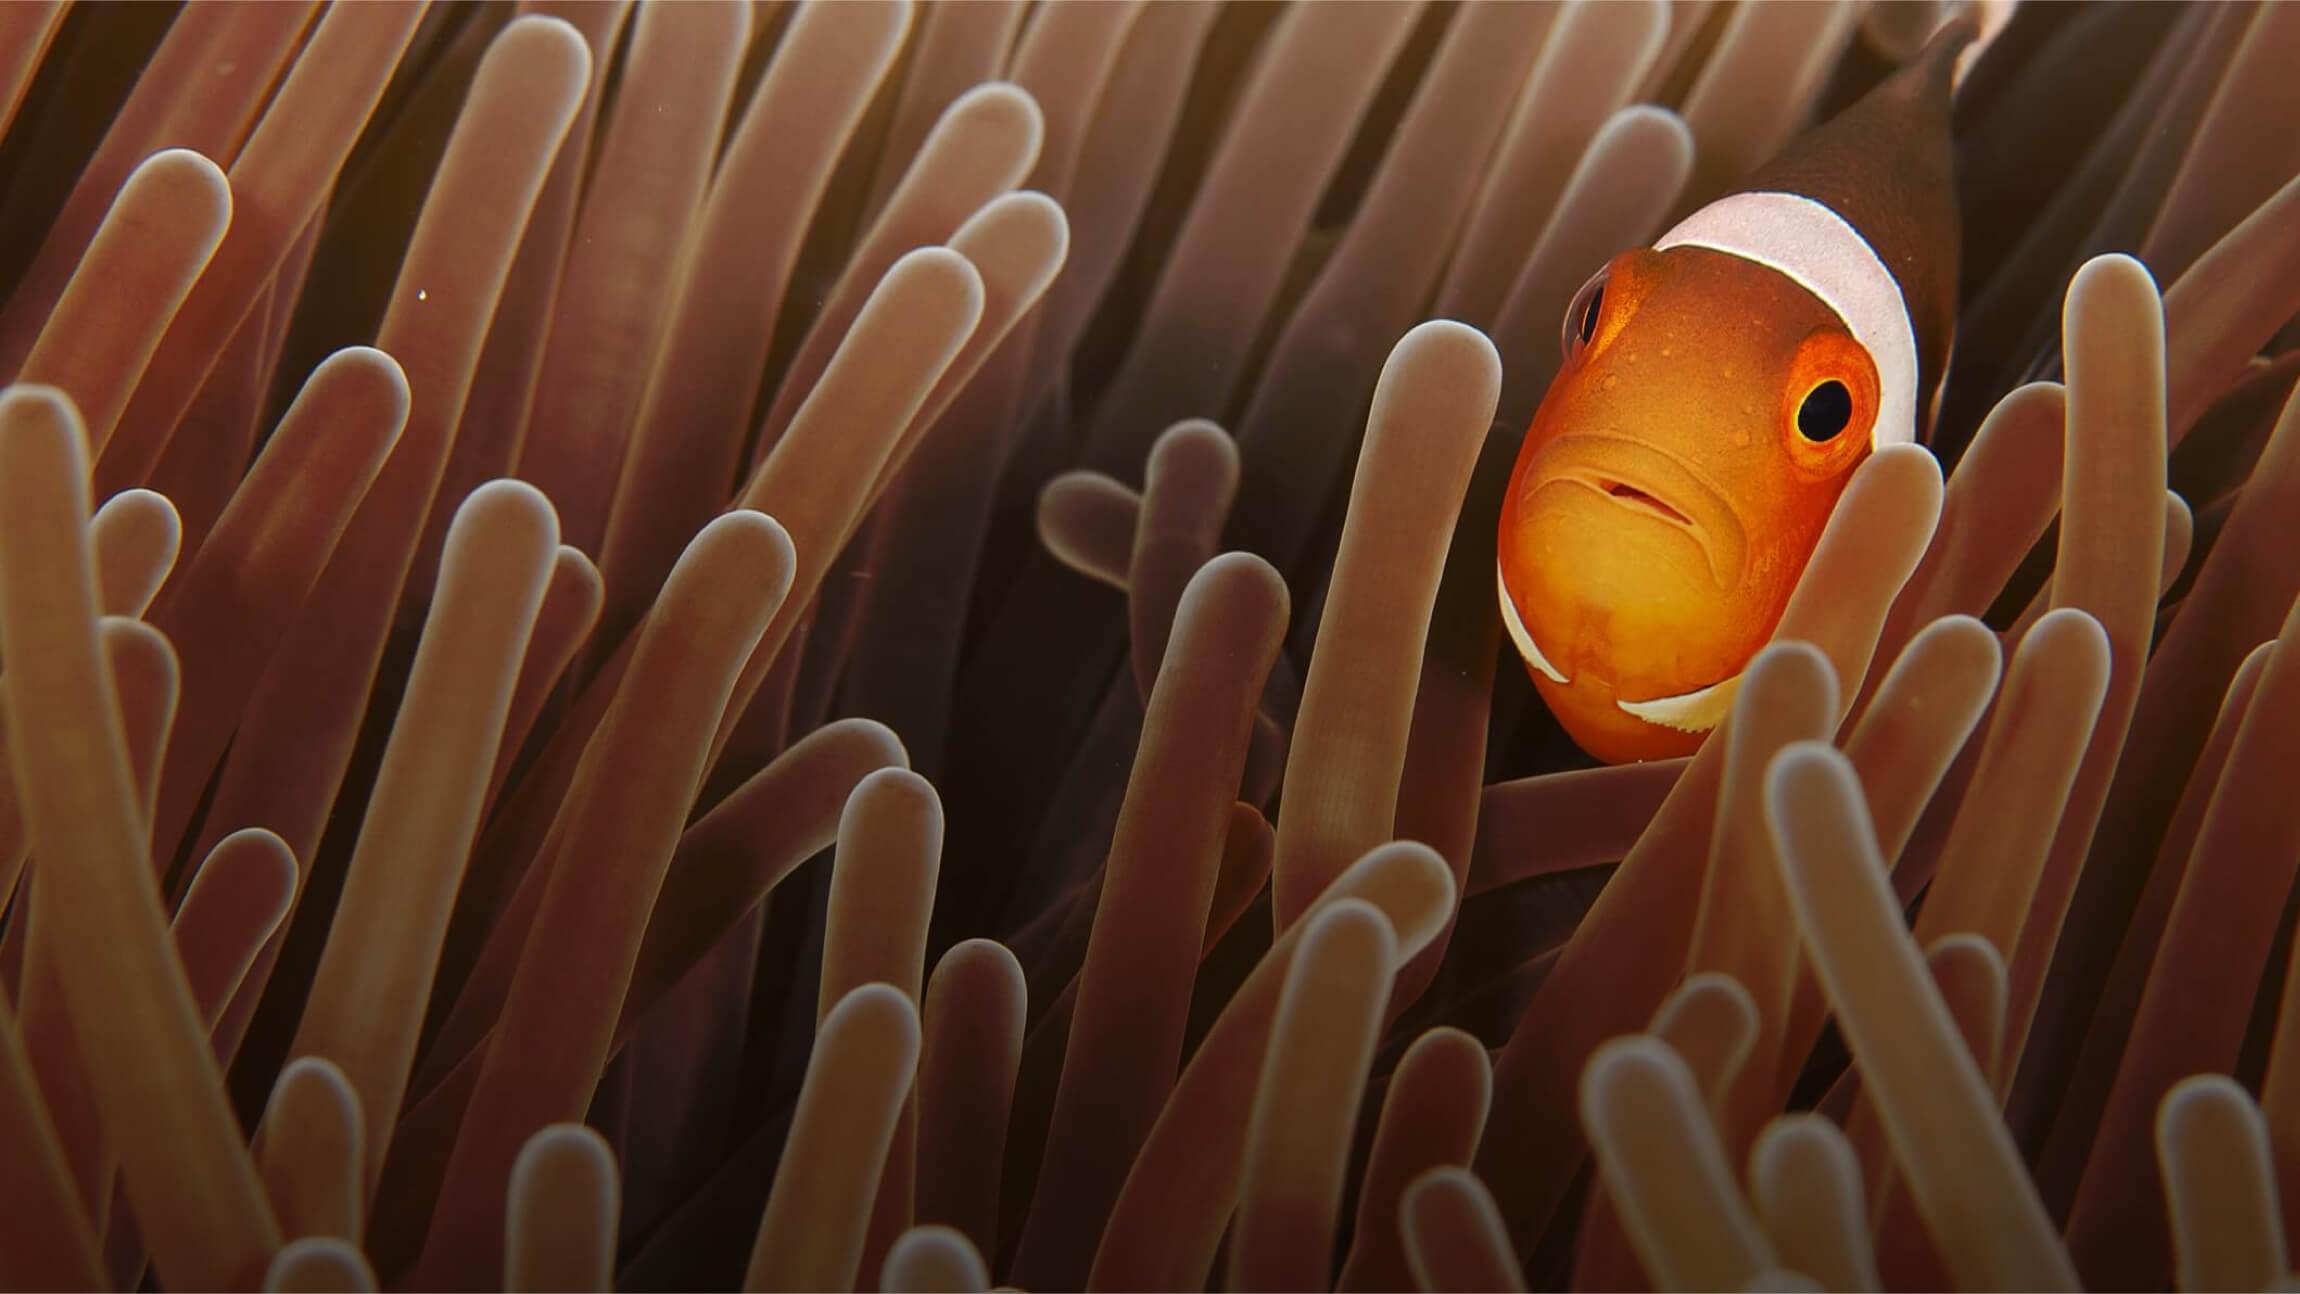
[1598,479,1693,527]
[1617,671,1743,733]
[1529,434,1748,590]
[1496,563,1569,684]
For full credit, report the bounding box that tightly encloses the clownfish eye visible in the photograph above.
[1796,380,1854,442]
[1781,332,1878,476]
[1561,271,1608,360]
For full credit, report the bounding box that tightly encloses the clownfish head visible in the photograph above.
[1496,193,1923,763]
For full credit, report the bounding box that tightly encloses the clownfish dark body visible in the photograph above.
[1498,18,1974,764]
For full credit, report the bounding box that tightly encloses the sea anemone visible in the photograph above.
[0,2,2295,1292]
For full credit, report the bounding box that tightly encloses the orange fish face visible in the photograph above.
[1497,246,1882,763]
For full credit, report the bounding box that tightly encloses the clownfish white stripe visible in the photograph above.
[1616,670,1743,733]
[1654,190,1920,451]
[1496,562,1569,684]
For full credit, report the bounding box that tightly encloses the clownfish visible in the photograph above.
[1498,17,1973,764]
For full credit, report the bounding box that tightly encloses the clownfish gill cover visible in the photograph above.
[0,2,2292,1293]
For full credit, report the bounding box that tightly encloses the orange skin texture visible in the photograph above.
[1499,246,1880,763]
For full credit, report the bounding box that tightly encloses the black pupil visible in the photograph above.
[1798,380,1853,441]
[1577,284,1604,344]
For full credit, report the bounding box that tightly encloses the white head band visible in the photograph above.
[1654,191,1919,449]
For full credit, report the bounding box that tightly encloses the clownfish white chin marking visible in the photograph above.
[1495,562,1568,684]
[1654,190,1921,450]
[1499,552,1738,733]
[1616,671,1742,734]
